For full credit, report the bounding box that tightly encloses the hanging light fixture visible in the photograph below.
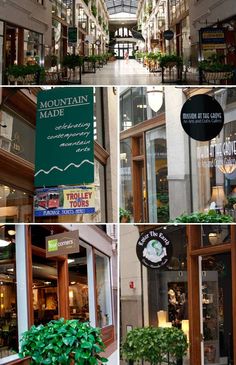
[211,186,227,209]
[0,226,11,247]
[217,164,236,174]
[146,86,163,112]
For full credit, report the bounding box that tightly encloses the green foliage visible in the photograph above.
[62,54,83,69]
[84,55,98,63]
[83,0,89,5]
[157,205,169,222]
[98,15,102,25]
[122,326,188,364]
[19,318,108,365]
[199,54,233,72]
[157,193,169,204]
[119,207,131,222]
[146,52,162,61]
[173,210,233,223]
[159,54,183,68]
[91,4,97,17]
[225,196,236,209]
[7,64,45,83]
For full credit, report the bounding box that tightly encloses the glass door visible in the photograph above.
[200,253,233,365]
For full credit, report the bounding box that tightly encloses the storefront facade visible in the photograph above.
[120,224,236,365]
[0,87,117,223]
[120,87,236,223]
[0,0,52,83]
[0,224,117,364]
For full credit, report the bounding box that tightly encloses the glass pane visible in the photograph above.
[0,226,18,358]
[32,256,58,325]
[0,185,33,223]
[201,253,233,364]
[146,126,169,222]
[0,110,35,163]
[68,247,89,321]
[120,139,133,220]
[201,225,230,247]
[95,252,112,328]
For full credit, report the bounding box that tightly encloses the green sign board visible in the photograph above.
[35,87,94,187]
[68,27,77,45]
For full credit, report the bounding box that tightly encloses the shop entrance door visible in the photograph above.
[133,160,147,222]
[199,253,233,365]
[187,225,236,365]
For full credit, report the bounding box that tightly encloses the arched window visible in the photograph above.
[114,27,132,37]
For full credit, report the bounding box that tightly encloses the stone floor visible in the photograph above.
[74,59,200,85]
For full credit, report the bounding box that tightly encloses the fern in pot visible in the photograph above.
[19,318,108,365]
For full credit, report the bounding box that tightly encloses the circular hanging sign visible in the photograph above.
[180,94,224,141]
[136,230,172,269]
[95,39,101,46]
[163,30,174,40]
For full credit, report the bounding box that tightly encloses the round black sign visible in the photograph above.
[180,94,224,141]
[163,30,174,40]
[136,230,172,269]
[95,40,101,46]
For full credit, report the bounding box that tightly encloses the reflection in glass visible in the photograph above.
[95,252,112,328]
[0,226,17,359]
[68,247,89,322]
[120,139,133,219]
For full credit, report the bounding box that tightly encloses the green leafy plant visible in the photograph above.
[19,318,108,365]
[225,196,236,209]
[119,207,131,223]
[83,0,89,5]
[159,54,183,68]
[146,52,162,61]
[199,54,233,72]
[84,55,98,63]
[62,54,83,70]
[98,15,102,25]
[91,4,97,17]
[157,205,169,222]
[7,64,45,83]
[122,326,188,364]
[173,210,233,223]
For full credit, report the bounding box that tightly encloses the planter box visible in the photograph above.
[203,70,233,82]
[82,60,96,74]
[6,357,31,365]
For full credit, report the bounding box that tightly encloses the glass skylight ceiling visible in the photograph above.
[105,0,138,14]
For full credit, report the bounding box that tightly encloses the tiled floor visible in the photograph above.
[81,59,161,85]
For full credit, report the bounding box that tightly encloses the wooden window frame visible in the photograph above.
[187,225,236,365]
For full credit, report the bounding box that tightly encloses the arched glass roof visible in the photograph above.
[105,0,138,14]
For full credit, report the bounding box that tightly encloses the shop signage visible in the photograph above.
[180,94,224,141]
[163,30,174,40]
[35,87,94,187]
[95,39,101,46]
[68,27,78,46]
[34,185,96,217]
[136,230,172,269]
[46,231,80,257]
[200,27,226,50]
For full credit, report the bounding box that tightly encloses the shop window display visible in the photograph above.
[24,30,43,65]
[95,252,112,328]
[0,226,17,359]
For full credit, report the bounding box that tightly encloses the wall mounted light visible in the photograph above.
[147,86,163,112]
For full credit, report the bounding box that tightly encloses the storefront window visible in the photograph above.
[120,139,133,218]
[201,225,230,247]
[24,30,43,66]
[32,255,59,325]
[195,119,236,217]
[201,253,233,364]
[147,226,189,364]
[68,247,89,321]
[95,251,112,328]
[0,110,35,163]
[0,227,17,359]
[0,185,33,223]
[146,126,169,222]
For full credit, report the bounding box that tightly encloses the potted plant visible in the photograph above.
[173,210,233,223]
[62,54,83,81]
[6,64,45,85]
[146,52,161,72]
[199,54,233,83]
[122,326,188,365]
[83,55,98,73]
[159,54,183,69]
[119,208,131,223]
[19,318,108,364]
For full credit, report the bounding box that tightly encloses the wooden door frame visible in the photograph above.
[187,225,236,365]
[25,226,69,327]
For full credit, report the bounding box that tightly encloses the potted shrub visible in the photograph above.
[119,208,131,223]
[7,64,45,85]
[146,52,161,72]
[62,54,83,82]
[19,318,108,364]
[199,54,233,83]
[159,54,183,69]
[173,210,233,223]
[122,326,188,365]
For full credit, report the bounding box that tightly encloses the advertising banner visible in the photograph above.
[68,27,78,46]
[34,186,96,217]
[46,231,80,257]
[200,28,226,50]
[35,87,94,187]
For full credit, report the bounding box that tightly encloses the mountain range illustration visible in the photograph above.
[35,159,94,177]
